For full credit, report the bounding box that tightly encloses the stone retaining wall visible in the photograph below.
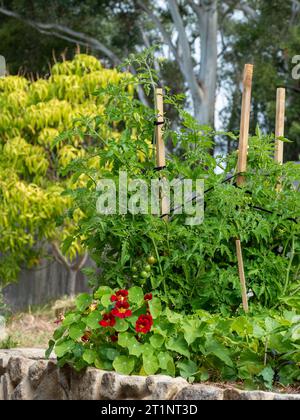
[0,349,299,400]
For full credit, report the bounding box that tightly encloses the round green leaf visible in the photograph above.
[118,332,132,348]
[53,325,67,340]
[113,356,136,375]
[55,340,75,358]
[84,311,101,330]
[101,293,113,308]
[69,322,86,340]
[143,354,159,375]
[128,286,144,305]
[75,294,92,312]
[128,339,143,357]
[85,311,101,330]
[114,318,129,332]
[148,297,162,319]
[158,352,175,376]
[94,286,113,299]
[63,313,80,326]
[150,334,165,349]
[83,349,97,364]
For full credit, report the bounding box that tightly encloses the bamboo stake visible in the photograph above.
[235,239,249,313]
[155,88,168,220]
[274,88,286,164]
[237,64,254,187]
[155,88,165,169]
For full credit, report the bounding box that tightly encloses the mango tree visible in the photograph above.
[0,54,131,295]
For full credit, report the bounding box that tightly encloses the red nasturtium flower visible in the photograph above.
[81,331,92,343]
[110,333,118,343]
[135,314,153,334]
[99,312,116,327]
[144,293,153,301]
[111,301,132,318]
[111,289,128,302]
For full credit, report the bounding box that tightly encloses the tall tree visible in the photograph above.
[220,0,300,161]
[0,0,219,126]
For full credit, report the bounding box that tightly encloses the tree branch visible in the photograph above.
[52,241,71,270]
[71,251,89,271]
[0,6,122,65]
[136,0,178,60]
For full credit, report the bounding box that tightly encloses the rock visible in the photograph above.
[7,357,33,387]
[100,371,124,399]
[11,378,34,400]
[71,368,104,400]
[146,375,188,400]
[175,384,224,400]
[224,388,275,400]
[1,373,14,400]
[28,360,49,389]
[0,353,10,376]
[0,348,51,361]
[33,365,68,400]
[273,394,300,400]
[119,375,148,399]
[0,316,7,342]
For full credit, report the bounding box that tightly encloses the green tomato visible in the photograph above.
[147,256,157,265]
[141,271,149,279]
[132,266,138,273]
[145,264,151,272]
[132,275,138,279]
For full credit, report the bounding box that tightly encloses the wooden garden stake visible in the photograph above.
[155,88,165,169]
[274,88,286,164]
[237,64,254,187]
[236,239,249,313]
[235,65,252,312]
[155,88,168,220]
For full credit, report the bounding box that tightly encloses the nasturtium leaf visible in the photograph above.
[102,347,120,361]
[94,286,113,299]
[166,336,190,358]
[75,293,92,312]
[117,332,132,348]
[128,286,144,305]
[113,356,136,375]
[95,358,113,371]
[142,343,155,356]
[85,311,101,329]
[150,334,165,349]
[148,297,162,319]
[46,340,55,359]
[63,313,80,326]
[114,318,129,332]
[142,354,159,375]
[69,322,86,340]
[127,338,143,357]
[158,352,175,376]
[53,325,66,340]
[101,293,113,308]
[55,340,75,358]
[82,349,97,364]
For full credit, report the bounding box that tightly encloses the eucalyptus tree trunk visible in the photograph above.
[141,0,218,127]
[197,1,218,126]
